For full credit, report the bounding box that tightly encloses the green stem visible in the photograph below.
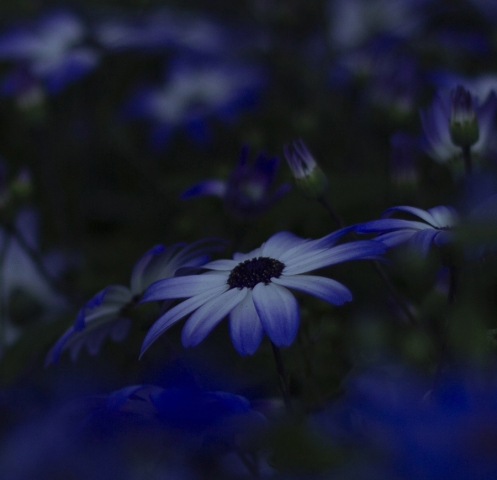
[462,146,472,176]
[316,195,417,326]
[270,341,292,412]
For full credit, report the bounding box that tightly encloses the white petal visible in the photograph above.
[272,274,352,305]
[140,284,227,357]
[283,241,385,275]
[229,290,264,355]
[181,287,247,347]
[141,273,227,301]
[252,283,299,347]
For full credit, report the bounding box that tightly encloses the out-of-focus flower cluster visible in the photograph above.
[1,1,497,479]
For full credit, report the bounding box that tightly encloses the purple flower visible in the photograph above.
[140,231,385,356]
[354,205,459,257]
[45,239,223,365]
[420,85,497,166]
[123,58,264,149]
[181,146,290,221]
[0,11,99,94]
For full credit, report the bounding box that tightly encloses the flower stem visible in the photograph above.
[270,341,292,412]
[317,196,345,229]
[316,195,417,326]
[462,146,472,176]
[370,260,418,326]
[430,264,458,394]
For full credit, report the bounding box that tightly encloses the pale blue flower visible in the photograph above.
[354,205,459,257]
[0,10,99,93]
[140,231,385,356]
[181,145,290,221]
[46,239,223,365]
[123,58,264,149]
[420,85,497,165]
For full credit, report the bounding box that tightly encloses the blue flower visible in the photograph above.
[0,207,69,354]
[313,367,497,480]
[420,85,497,166]
[0,11,99,94]
[181,145,290,221]
[283,139,328,198]
[123,58,264,149]
[140,231,385,356]
[354,205,458,257]
[45,239,223,365]
[95,9,237,56]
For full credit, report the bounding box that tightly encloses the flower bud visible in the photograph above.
[449,85,479,148]
[283,139,328,198]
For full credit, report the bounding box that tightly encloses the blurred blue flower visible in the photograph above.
[313,366,497,480]
[95,8,246,56]
[181,145,290,221]
[0,207,69,353]
[420,85,497,166]
[140,231,385,356]
[354,205,459,257]
[0,10,99,94]
[123,58,265,149]
[46,239,223,365]
[326,0,427,52]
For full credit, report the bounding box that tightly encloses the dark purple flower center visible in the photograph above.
[227,256,285,289]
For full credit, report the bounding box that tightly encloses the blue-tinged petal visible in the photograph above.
[202,259,238,271]
[141,273,227,302]
[41,48,99,93]
[0,29,39,59]
[229,289,264,355]
[45,316,132,366]
[252,283,299,347]
[475,92,497,153]
[272,274,352,305]
[181,287,247,347]
[382,206,439,226]
[140,284,228,355]
[354,218,432,233]
[408,229,439,256]
[260,231,307,258]
[375,230,418,247]
[312,226,356,249]
[180,179,227,199]
[135,239,225,293]
[282,241,386,275]
[129,244,168,295]
[426,206,458,228]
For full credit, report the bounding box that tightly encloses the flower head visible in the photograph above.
[283,139,328,198]
[449,85,479,147]
[420,86,497,167]
[181,145,290,221]
[45,239,223,365]
[123,58,264,149]
[354,205,459,257]
[0,11,99,93]
[140,231,385,356]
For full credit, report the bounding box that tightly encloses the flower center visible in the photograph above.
[227,257,285,289]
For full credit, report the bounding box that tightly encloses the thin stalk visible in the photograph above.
[462,146,472,176]
[316,195,417,325]
[317,196,345,229]
[270,341,292,412]
[430,264,458,394]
